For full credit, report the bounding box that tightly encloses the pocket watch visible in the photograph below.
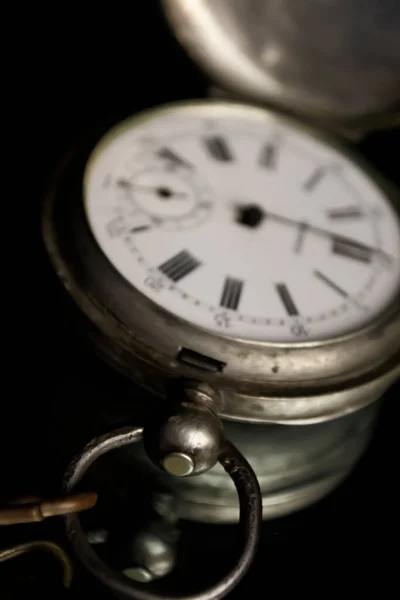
[42,2,400,598]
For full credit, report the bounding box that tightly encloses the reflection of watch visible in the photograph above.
[42,3,400,599]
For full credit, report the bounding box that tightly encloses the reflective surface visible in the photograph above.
[121,403,378,523]
[63,426,262,600]
[6,5,400,596]
[163,0,400,123]
[43,102,400,424]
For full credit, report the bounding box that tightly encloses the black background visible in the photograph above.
[2,3,399,598]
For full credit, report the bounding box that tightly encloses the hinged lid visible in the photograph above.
[162,0,400,128]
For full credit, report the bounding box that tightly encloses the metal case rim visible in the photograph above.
[42,100,400,424]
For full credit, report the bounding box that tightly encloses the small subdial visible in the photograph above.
[87,105,400,342]
[119,166,213,231]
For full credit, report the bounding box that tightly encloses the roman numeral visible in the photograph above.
[303,167,326,192]
[158,250,201,282]
[220,277,244,310]
[314,270,348,298]
[327,206,363,220]
[157,147,193,170]
[259,142,278,169]
[275,283,299,316]
[203,136,234,162]
[331,236,372,263]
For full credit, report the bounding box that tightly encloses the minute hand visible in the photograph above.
[265,210,392,263]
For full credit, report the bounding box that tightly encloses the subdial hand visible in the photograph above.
[132,184,188,199]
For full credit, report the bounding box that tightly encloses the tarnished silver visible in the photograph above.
[42,101,400,426]
[162,0,400,127]
[42,5,400,596]
[128,530,177,581]
[128,402,379,523]
[63,426,262,600]
[146,402,222,476]
[145,383,223,476]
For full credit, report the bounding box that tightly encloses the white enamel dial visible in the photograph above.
[84,103,400,342]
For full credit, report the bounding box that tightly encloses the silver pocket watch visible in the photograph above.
[42,1,400,598]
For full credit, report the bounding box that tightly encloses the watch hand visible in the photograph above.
[265,210,392,262]
[132,184,188,199]
[293,222,309,254]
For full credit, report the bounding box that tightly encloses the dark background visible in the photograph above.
[2,3,399,598]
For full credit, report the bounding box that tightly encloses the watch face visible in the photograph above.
[84,102,400,343]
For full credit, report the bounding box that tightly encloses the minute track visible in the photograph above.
[85,102,400,342]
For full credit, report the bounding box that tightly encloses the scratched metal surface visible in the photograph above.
[3,3,399,598]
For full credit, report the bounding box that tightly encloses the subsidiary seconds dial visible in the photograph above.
[84,103,400,342]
